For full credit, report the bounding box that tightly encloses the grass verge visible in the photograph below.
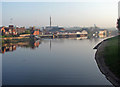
[104,35,120,78]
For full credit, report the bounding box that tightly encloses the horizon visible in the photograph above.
[1,24,117,31]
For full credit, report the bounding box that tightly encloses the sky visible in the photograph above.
[0,0,119,28]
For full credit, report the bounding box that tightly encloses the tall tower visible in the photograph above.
[50,16,51,28]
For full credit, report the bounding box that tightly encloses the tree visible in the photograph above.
[117,18,120,31]
[25,30,31,34]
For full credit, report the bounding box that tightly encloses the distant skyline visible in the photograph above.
[1,1,119,28]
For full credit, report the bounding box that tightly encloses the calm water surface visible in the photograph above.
[2,38,112,85]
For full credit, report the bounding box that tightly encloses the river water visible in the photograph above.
[2,37,112,85]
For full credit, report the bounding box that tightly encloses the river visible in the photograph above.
[1,37,112,86]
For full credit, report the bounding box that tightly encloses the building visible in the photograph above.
[98,29,107,35]
[0,25,17,36]
[0,27,6,35]
[31,29,40,36]
[16,27,25,34]
[76,30,88,35]
[59,27,65,31]
[98,29,107,38]
[39,30,42,35]
[45,26,65,33]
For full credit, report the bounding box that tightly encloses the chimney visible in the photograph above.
[50,16,51,28]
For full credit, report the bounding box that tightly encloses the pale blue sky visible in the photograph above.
[1,1,118,28]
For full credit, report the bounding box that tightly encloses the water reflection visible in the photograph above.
[0,40,41,54]
[0,36,108,54]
